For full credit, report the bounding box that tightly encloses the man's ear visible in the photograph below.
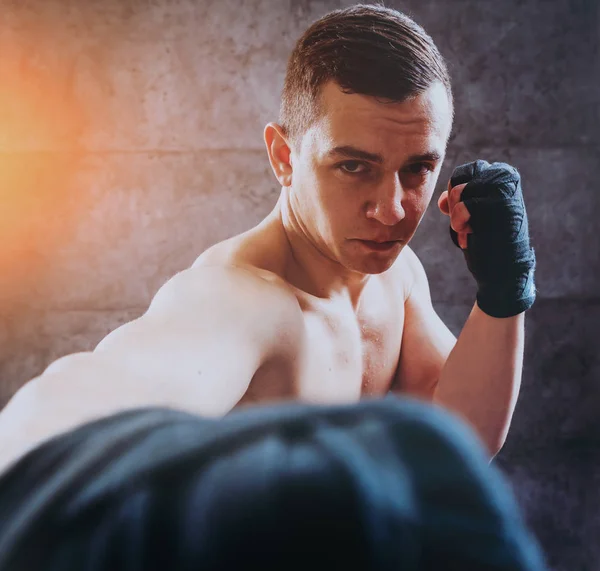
[264,123,293,187]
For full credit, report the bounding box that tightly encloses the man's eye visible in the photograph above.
[405,163,434,175]
[339,161,368,174]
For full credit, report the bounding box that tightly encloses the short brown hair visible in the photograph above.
[280,3,453,145]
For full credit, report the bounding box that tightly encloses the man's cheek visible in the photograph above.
[404,191,428,214]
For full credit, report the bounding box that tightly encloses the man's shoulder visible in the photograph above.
[144,262,306,372]
[396,244,422,273]
[154,261,304,347]
[161,262,301,314]
[187,224,300,310]
[385,245,422,302]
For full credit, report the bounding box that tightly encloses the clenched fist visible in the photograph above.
[438,160,537,318]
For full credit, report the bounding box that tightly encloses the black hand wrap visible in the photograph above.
[449,160,537,318]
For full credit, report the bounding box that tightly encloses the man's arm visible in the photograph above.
[0,266,303,471]
[393,247,525,457]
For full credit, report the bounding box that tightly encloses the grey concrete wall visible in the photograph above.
[0,0,598,568]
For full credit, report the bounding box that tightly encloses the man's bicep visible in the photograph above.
[393,249,456,399]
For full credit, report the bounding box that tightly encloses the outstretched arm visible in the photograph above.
[0,266,302,472]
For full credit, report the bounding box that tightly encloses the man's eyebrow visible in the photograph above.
[406,151,443,163]
[327,146,384,163]
[327,146,442,164]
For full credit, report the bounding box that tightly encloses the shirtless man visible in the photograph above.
[0,5,536,470]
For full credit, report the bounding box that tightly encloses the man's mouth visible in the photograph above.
[356,239,402,252]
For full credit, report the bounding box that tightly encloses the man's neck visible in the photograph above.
[272,187,371,307]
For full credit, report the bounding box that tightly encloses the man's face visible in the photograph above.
[288,80,453,275]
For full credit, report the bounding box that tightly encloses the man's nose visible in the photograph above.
[365,173,406,226]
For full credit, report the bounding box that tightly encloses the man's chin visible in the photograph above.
[360,259,398,275]
[341,245,404,275]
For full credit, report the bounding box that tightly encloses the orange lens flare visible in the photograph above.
[0,38,87,306]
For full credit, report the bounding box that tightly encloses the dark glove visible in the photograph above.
[449,160,537,318]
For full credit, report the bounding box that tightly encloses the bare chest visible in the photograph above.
[240,286,405,407]
[299,303,404,402]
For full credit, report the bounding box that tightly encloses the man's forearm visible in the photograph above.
[433,302,525,457]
